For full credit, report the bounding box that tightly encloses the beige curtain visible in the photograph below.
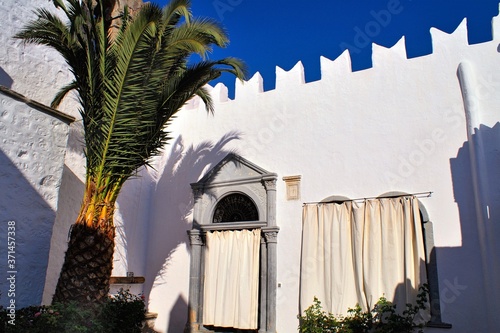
[300,197,429,319]
[203,229,261,329]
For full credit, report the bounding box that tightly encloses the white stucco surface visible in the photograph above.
[134,17,500,333]
[0,91,71,308]
[0,1,71,106]
[0,0,86,305]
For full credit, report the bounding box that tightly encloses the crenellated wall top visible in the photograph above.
[182,15,500,108]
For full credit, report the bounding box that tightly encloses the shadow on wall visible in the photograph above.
[390,277,429,323]
[41,163,85,303]
[0,67,13,88]
[0,150,54,308]
[123,132,240,324]
[167,295,188,333]
[433,122,500,328]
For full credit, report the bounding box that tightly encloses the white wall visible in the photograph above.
[0,0,86,305]
[0,90,72,308]
[134,17,500,333]
[0,0,73,107]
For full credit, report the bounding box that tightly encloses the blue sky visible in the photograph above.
[154,0,500,97]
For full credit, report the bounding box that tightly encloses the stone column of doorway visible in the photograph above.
[185,229,204,333]
[263,228,279,333]
[258,235,268,333]
[263,176,278,333]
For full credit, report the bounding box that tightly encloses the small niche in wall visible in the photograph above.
[283,175,301,200]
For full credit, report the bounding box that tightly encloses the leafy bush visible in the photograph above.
[298,285,429,333]
[299,296,340,333]
[100,289,147,333]
[0,289,145,333]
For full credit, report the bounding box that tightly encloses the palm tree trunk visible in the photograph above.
[52,223,115,303]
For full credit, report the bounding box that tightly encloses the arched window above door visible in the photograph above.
[212,193,259,223]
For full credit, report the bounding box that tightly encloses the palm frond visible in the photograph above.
[51,81,78,108]
[15,0,247,202]
[194,86,214,112]
[13,8,74,61]
[162,0,191,26]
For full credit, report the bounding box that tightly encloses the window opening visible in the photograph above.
[299,192,450,328]
[212,193,259,223]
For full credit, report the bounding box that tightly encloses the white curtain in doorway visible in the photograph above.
[203,229,261,329]
[300,197,429,319]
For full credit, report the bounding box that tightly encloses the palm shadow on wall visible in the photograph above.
[439,122,500,324]
[131,131,241,312]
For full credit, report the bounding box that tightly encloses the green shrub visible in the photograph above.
[100,289,147,333]
[298,285,429,333]
[298,297,339,333]
[0,289,145,333]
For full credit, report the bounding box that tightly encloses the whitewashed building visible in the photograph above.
[1,1,499,332]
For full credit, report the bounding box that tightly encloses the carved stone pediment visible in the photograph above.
[191,154,277,226]
[194,153,275,187]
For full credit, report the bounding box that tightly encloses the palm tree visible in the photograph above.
[15,0,246,303]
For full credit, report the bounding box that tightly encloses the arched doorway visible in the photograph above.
[186,154,278,333]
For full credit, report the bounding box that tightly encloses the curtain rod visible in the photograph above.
[303,191,433,205]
